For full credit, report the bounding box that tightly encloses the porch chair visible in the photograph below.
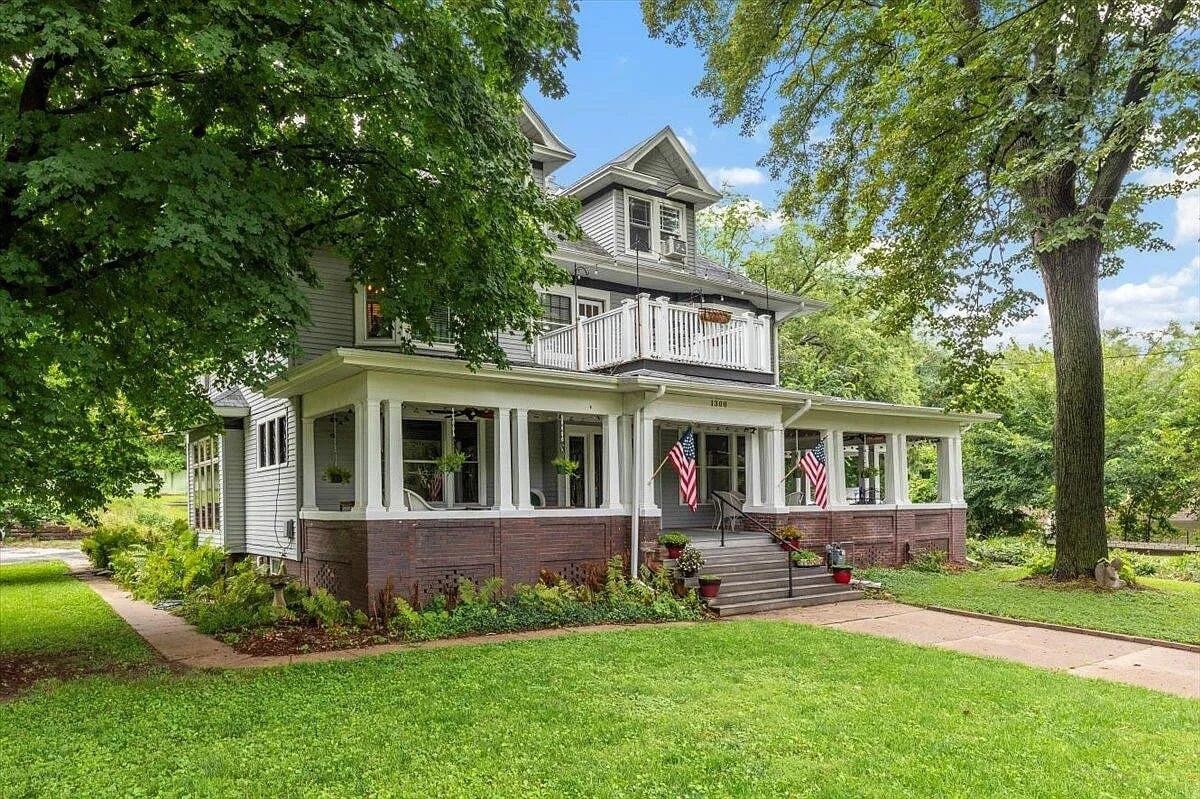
[404,489,434,511]
[711,490,743,533]
[785,491,804,506]
[530,489,546,508]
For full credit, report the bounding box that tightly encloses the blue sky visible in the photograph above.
[532,1,1199,345]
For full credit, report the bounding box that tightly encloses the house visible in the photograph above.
[186,100,990,615]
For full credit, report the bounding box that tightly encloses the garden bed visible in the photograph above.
[221,623,392,656]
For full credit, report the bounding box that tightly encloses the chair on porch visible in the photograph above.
[530,489,546,508]
[785,491,804,506]
[711,490,743,533]
[404,489,435,511]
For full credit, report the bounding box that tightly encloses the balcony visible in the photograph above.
[532,294,773,374]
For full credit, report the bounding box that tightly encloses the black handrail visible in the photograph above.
[712,493,793,598]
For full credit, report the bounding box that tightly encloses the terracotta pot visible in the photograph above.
[665,544,684,559]
[831,567,853,585]
[698,579,721,599]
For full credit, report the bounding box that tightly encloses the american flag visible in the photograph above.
[668,427,699,511]
[800,440,828,508]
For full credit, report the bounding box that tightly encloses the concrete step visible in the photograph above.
[715,573,834,591]
[693,552,791,567]
[707,589,862,617]
[710,581,852,605]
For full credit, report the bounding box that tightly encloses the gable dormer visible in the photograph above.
[564,127,722,270]
[520,98,573,185]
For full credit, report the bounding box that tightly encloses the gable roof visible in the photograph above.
[563,126,723,208]
[520,97,574,174]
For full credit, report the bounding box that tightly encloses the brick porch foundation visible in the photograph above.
[745,507,966,567]
[301,514,631,613]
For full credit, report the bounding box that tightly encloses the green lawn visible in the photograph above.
[865,565,1200,644]
[1,622,1198,798]
[0,561,154,688]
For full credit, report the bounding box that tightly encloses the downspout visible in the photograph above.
[630,383,667,579]
[782,399,813,429]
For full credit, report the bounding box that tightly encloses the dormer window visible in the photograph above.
[625,191,685,257]
[365,286,390,339]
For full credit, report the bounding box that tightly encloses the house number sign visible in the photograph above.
[710,399,728,408]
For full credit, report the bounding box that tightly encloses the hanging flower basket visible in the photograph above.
[436,450,467,474]
[323,465,352,484]
[551,454,579,477]
[699,307,732,324]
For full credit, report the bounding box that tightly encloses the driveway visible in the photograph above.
[0,544,90,570]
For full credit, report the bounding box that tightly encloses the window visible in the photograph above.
[257,415,288,468]
[625,192,686,256]
[427,304,453,345]
[452,420,481,505]
[843,432,887,504]
[403,419,444,502]
[365,286,390,339]
[577,298,604,319]
[539,294,573,330]
[628,196,652,252]
[191,436,221,532]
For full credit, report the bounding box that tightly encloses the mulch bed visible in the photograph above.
[223,623,395,657]
[0,654,156,700]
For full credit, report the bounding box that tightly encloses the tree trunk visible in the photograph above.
[1039,236,1108,578]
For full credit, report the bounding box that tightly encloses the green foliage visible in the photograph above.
[298,588,363,630]
[1024,548,1057,577]
[966,536,1044,567]
[550,454,579,477]
[790,549,822,567]
[436,450,468,475]
[112,530,225,603]
[1,1,581,524]
[777,525,802,541]
[80,523,146,570]
[180,561,280,635]
[657,531,690,548]
[386,556,702,642]
[907,550,948,573]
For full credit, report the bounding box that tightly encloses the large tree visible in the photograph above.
[1,1,579,524]
[644,0,1199,576]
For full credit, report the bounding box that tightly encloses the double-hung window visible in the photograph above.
[191,436,221,532]
[257,415,288,469]
[626,192,685,256]
[539,293,573,330]
[365,286,390,339]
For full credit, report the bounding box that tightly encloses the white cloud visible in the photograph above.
[997,258,1200,347]
[704,166,766,187]
[679,135,697,156]
[1174,190,1199,245]
[701,198,787,234]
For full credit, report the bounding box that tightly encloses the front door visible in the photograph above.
[563,426,599,508]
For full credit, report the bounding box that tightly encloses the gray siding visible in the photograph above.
[685,204,698,270]
[613,188,626,252]
[578,189,618,255]
[633,148,686,185]
[497,332,535,365]
[657,425,715,530]
[242,390,299,559]
[296,252,355,364]
[221,429,246,551]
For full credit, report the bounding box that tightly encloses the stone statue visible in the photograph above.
[1094,557,1124,590]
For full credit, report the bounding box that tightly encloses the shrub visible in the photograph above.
[1157,553,1200,583]
[790,549,822,567]
[674,546,704,576]
[81,523,147,569]
[112,527,225,602]
[298,587,366,629]
[180,561,280,634]
[1025,548,1056,576]
[908,550,948,573]
[967,536,1044,566]
[657,531,690,548]
[777,525,802,541]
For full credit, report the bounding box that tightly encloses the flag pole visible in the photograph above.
[647,453,671,483]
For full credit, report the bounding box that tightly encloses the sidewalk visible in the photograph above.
[752,599,1200,699]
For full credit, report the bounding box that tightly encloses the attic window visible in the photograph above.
[628,196,651,252]
[625,191,685,256]
[365,286,390,339]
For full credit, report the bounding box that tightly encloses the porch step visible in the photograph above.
[713,573,834,591]
[710,580,854,605]
[708,589,862,617]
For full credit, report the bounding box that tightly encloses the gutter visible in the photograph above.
[782,399,813,428]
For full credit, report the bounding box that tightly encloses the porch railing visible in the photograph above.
[532,294,773,374]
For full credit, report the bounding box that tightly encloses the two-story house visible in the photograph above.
[187,100,989,615]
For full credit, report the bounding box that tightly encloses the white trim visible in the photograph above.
[299,506,632,521]
[254,411,289,471]
[768,501,964,513]
[623,189,687,258]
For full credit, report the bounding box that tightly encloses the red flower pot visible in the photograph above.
[665,545,684,559]
[831,567,852,585]
[699,579,721,599]
[784,540,802,552]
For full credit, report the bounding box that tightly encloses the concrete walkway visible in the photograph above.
[753,599,1200,699]
[0,544,89,570]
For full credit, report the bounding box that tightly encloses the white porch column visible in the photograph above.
[512,408,532,510]
[494,407,515,510]
[637,412,659,513]
[826,430,847,505]
[384,401,404,512]
[886,433,909,505]
[949,435,965,502]
[746,429,762,507]
[301,417,317,511]
[767,424,786,510]
[619,414,634,507]
[937,436,956,502]
[355,400,384,512]
[604,413,622,510]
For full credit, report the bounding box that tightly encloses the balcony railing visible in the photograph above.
[533,294,773,373]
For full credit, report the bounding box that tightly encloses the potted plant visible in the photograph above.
[790,549,824,569]
[777,525,803,551]
[551,454,579,477]
[674,546,704,578]
[698,574,722,599]
[830,564,854,585]
[658,531,690,559]
[436,449,467,475]
[699,307,732,324]
[322,464,352,484]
